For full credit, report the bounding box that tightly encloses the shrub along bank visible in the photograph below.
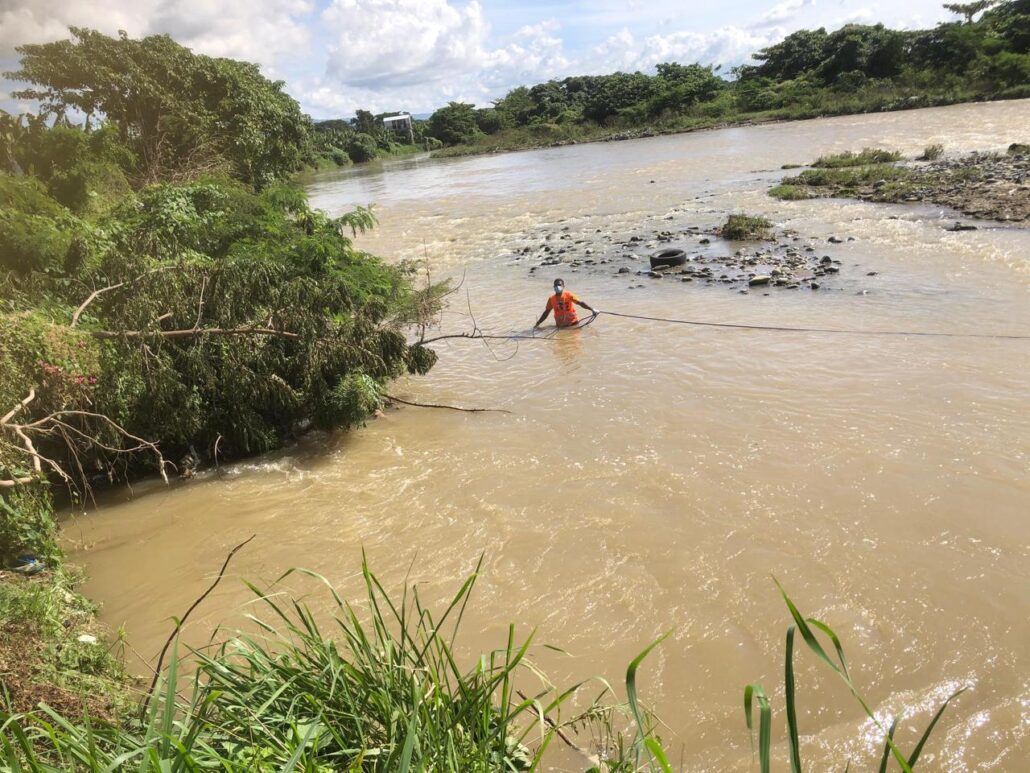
[0,27,442,724]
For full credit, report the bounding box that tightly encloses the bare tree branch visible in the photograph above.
[70,267,176,327]
[90,327,299,340]
[0,390,42,488]
[1,388,35,425]
[13,409,169,485]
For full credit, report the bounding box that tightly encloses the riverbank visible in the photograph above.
[0,568,129,718]
[771,144,1030,222]
[431,93,1029,161]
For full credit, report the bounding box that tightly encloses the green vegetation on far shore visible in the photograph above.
[425,1,1029,158]
[767,142,1030,222]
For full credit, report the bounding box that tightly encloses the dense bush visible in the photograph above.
[427,102,482,145]
[346,133,379,162]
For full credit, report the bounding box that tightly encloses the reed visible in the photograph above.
[742,579,965,773]
[918,144,944,161]
[0,556,659,771]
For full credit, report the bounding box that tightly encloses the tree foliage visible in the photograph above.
[1,33,443,563]
[6,28,312,187]
[427,102,482,145]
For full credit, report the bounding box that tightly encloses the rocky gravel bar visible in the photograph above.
[779,145,1030,223]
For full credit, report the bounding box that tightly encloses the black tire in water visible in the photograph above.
[650,248,687,268]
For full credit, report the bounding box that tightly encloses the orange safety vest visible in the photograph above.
[547,291,579,326]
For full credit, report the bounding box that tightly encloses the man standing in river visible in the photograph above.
[534,278,598,329]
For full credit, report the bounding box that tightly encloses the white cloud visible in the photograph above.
[0,0,156,55]
[308,3,572,115]
[832,8,876,27]
[587,25,778,74]
[0,0,313,74]
[321,0,489,88]
[149,0,314,71]
[484,18,570,83]
[748,0,817,30]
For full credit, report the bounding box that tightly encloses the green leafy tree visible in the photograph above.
[748,28,830,80]
[494,87,536,126]
[648,63,725,114]
[817,24,908,83]
[580,72,655,123]
[6,28,312,187]
[944,0,997,23]
[980,0,1030,52]
[427,102,481,145]
[0,112,22,174]
[352,109,379,134]
[475,108,505,134]
[910,20,989,72]
[12,124,132,213]
[528,80,570,121]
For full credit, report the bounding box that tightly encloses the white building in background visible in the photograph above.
[382,113,413,143]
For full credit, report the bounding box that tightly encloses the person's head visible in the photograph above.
[553,278,565,295]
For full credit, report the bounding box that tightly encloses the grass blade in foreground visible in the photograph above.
[746,582,968,773]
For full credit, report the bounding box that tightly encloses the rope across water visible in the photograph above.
[595,310,1030,340]
[417,309,1029,345]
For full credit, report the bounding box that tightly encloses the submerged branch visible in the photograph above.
[384,393,512,414]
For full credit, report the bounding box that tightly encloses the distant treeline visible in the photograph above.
[424,1,1030,151]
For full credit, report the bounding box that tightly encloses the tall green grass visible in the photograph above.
[812,148,903,168]
[0,564,964,772]
[786,165,911,187]
[0,558,669,771]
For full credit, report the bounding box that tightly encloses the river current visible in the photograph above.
[67,100,1029,770]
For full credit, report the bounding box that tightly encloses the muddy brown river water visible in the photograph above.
[66,101,1029,771]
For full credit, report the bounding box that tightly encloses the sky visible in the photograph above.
[1,0,958,119]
